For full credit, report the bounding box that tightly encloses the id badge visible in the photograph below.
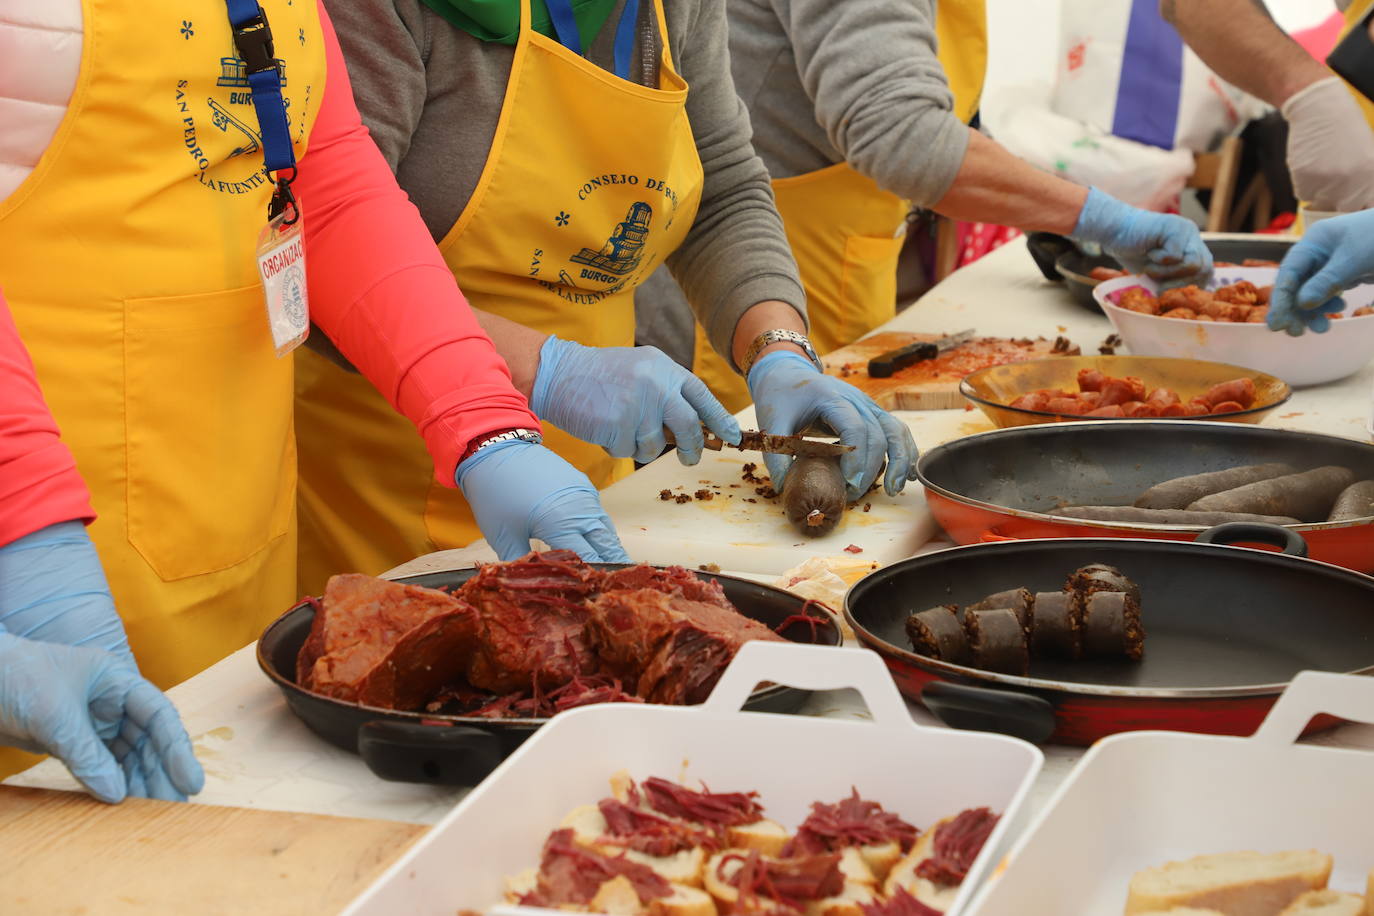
[256,206,310,357]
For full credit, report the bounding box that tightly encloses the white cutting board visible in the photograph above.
[599,407,995,575]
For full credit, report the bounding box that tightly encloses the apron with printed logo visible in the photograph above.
[693,0,988,412]
[293,0,704,593]
[0,0,324,775]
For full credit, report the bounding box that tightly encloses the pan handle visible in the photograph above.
[357,720,506,786]
[920,681,1057,745]
[1195,522,1308,557]
[1252,670,1374,745]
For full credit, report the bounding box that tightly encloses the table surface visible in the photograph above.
[9,236,1374,852]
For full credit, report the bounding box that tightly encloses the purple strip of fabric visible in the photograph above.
[1111,0,1184,150]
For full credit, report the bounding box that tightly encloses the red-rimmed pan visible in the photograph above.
[844,523,1374,745]
[916,420,1374,572]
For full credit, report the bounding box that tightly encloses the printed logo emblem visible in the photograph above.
[282,264,307,327]
[569,202,652,281]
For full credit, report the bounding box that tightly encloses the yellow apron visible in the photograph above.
[694,0,989,412]
[294,0,704,595]
[0,0,324,776]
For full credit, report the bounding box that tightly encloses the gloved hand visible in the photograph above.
[1283,77,1374,214]
[747,351,917,501]
[1267,209,1374,336]
[1071,187,1213,288]
[0,521,132,666]
[0,633,204,803]
[530,336,741,465]
[457,439,630,562]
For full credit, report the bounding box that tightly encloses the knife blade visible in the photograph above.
[669,427,854,459]
[866,328,976,378]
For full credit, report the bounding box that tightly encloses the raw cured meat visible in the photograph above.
[600,564,732,608]
[587,588,786,705]
[297,574,479,709]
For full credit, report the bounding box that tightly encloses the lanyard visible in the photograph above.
[543,0,642,82]
[223,0,299,222]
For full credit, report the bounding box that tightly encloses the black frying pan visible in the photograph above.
[258,566,841,786]
[845,524,1374,745]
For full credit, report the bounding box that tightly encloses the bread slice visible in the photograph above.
[805,882,876,916]
[592,875,649,915]
[727,819,790,856]
[649,885,719,916]
[857,840,902,883]
[1125,850,1334,915]
[561,804,706,887]
[1278,890,1366,915]
[882,816,959,911]
[1134,910,1228,915]
[504,865,538,901]
[838,847,876,886]
[1367,868,1373,916]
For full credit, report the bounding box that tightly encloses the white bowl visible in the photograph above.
[1093,266,1374,387]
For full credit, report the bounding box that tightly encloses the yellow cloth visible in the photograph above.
[0,0,325,776]
[693,0,989,412]
[294,0,704,596]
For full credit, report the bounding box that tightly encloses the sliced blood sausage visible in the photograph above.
[962,608,1028,675]
[965,587,1033,631]
[1328,480,1374,521]
[1029,592,1080,660]
[1133,463,1296,510]
[905,605,970,665]
[1047,506,1301,526]
[1065,564,1140,605]
[1081,591,1145,661]
[1187,466,1356,521]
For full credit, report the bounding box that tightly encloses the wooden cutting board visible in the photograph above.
[822,332,1080,410]
[0,786,426,914]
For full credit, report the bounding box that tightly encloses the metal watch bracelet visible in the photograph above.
[739,329,823,375]
[460,427,543,464]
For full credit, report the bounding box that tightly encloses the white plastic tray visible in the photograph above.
[967,670,1374,915]
[343,642,1044,915]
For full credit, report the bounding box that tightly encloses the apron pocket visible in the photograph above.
[124,285,295,581]
[838,234,905,348]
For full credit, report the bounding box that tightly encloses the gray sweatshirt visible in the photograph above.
[635,0,972,366]
[324,0,804,363]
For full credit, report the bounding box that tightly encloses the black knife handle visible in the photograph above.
[868,341,939,378]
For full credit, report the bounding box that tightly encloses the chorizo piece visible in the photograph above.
[1134,463,1297,510]
[781,456,847,537]
[1187,466,1356,521]
[1047,506,1301,526]
[1199,377,1256,409]
[1327,480,1374,521]
[906,605,971,665]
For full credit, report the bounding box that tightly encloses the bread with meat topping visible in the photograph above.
[883,815,959,912]
[648,885,718,916]
[1134,909,1227,915]
[806,881,877,916]
[1125,850,1333,914]
[560,804,706,887]
[1277,890,1366,915]
[727,818,790,856]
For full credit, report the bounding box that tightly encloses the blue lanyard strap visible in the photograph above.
[224,0,298,219]
[543,0,644,82]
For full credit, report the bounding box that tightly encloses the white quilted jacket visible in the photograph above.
[0,0,82,201]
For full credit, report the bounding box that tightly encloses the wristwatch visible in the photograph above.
[739,329,824,375]
[460,427,543,463]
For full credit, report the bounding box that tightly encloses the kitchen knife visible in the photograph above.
[664,427,854,458]
[867,328,976,378]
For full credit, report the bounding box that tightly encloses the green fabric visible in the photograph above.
[418,0,619,48]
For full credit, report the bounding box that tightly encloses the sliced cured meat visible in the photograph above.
[1081,591,1146,660]
[965,587,1033,630]
[1029,592,1080,659]
[784,789,918,856]
[458,550,605,693]
[905,605,970,665]
[297,574,479,710]
[518,828,671,907]
[963,608,1028,675]
[587,588,785,705]
[600,564,731,608]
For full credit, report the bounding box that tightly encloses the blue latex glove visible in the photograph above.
[747,351,917,500]
[457,439,630,562]
[530,336,741,465]
[0,633,204,803]
[0,521,132,665]
[1071,187,1213,288]
[1267,210,1374,336]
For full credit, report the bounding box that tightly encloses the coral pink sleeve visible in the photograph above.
[296,2,539,485]
[0,290,96,546]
